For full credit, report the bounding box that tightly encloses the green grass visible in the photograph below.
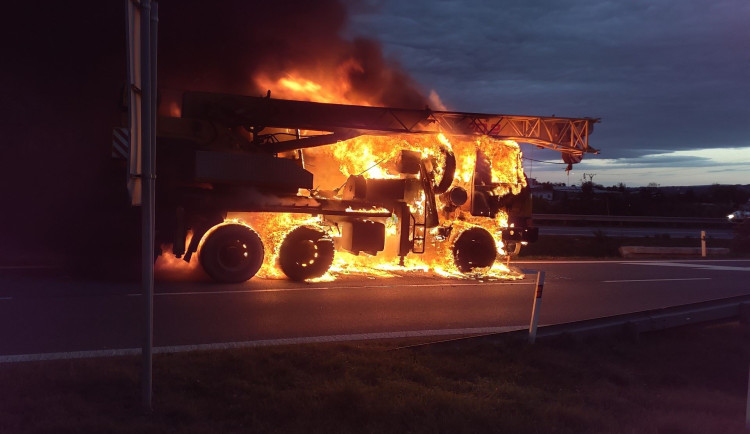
[1,323,748,433]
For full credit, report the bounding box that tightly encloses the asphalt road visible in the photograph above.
[0,259,748,359]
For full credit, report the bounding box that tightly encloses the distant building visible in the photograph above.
[530,188,553,200]
[549,185,581,201]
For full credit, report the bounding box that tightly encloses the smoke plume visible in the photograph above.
[158,0,428,108]
[0,0,431,273]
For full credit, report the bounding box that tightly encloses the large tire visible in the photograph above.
[452,227,497,273]
[278,226,335,281]
[199,224,264,283]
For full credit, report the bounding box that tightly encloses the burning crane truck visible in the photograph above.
[118,91,598,283]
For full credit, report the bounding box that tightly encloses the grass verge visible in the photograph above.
[1,323,748,433]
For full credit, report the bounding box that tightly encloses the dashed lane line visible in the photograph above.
[513,259,750,265]
[622,262,750,272]
[603,277,712,283]
[0,265,59,270]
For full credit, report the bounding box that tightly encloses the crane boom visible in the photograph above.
[181,92,599,157]
[113,89,602,283]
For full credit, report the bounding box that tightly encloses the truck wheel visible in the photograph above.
[452,227,496,273]
[199,224,264,283]
[278,226,335,281]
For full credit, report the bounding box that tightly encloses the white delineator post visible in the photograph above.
[700,231,706,258]
[528,271,545,344]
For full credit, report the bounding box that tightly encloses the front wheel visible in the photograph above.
[278,226,335,281]
[199,224,264,283]
[452,227,497,273]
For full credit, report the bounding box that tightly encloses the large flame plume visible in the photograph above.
[157,129,526,281]
[158,1,432,114]
[154,1,525,281]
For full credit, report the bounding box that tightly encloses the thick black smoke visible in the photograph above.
[158,0,427,107]
[0,1,428,273]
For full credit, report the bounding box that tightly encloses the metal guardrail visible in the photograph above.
[533,214,727,225]
[532,295,750,340]
[415,295,750,350]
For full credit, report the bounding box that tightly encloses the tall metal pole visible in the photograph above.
[140,0,156,413]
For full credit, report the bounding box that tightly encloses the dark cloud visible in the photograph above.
[588,155,714,168]
[348,0,750,160]
[521,143,750,187]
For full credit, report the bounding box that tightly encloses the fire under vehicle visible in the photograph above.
[116,91,598,283]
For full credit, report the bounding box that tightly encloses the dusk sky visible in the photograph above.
[346,0,750,187]
[1,0,748,255]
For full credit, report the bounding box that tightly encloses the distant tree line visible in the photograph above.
[531,183,750,217]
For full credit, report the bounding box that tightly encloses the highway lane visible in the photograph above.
[0,259,747,358]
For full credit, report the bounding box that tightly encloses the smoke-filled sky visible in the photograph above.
[0,0,748,257]
[3,1,747,193]
[156,0,749,187]
[347,0,750,186]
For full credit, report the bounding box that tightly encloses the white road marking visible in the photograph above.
[514,259,750,265]
[0,325,527,363]
[604,277,712,283]
[126,287,327,297]
[0,265,58,270]
[513,260,628,264]
[127,281,533,297]
[623,262,750,272]
[0,297,12,301]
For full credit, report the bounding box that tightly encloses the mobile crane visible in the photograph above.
[114,91,598,283]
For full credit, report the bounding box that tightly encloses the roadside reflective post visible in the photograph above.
[528,271,545,344]
[700,231,706,257]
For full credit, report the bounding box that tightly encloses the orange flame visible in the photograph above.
[158,73,526,282]
[156,132,526,281]
[254,67,373,106]
[303,132,524,280]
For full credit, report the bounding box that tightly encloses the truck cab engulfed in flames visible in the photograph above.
[119,91,598,283]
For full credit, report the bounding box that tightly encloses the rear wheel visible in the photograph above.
[199,224,264,283]
[452,227,497,273]
[279,226,335,281]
